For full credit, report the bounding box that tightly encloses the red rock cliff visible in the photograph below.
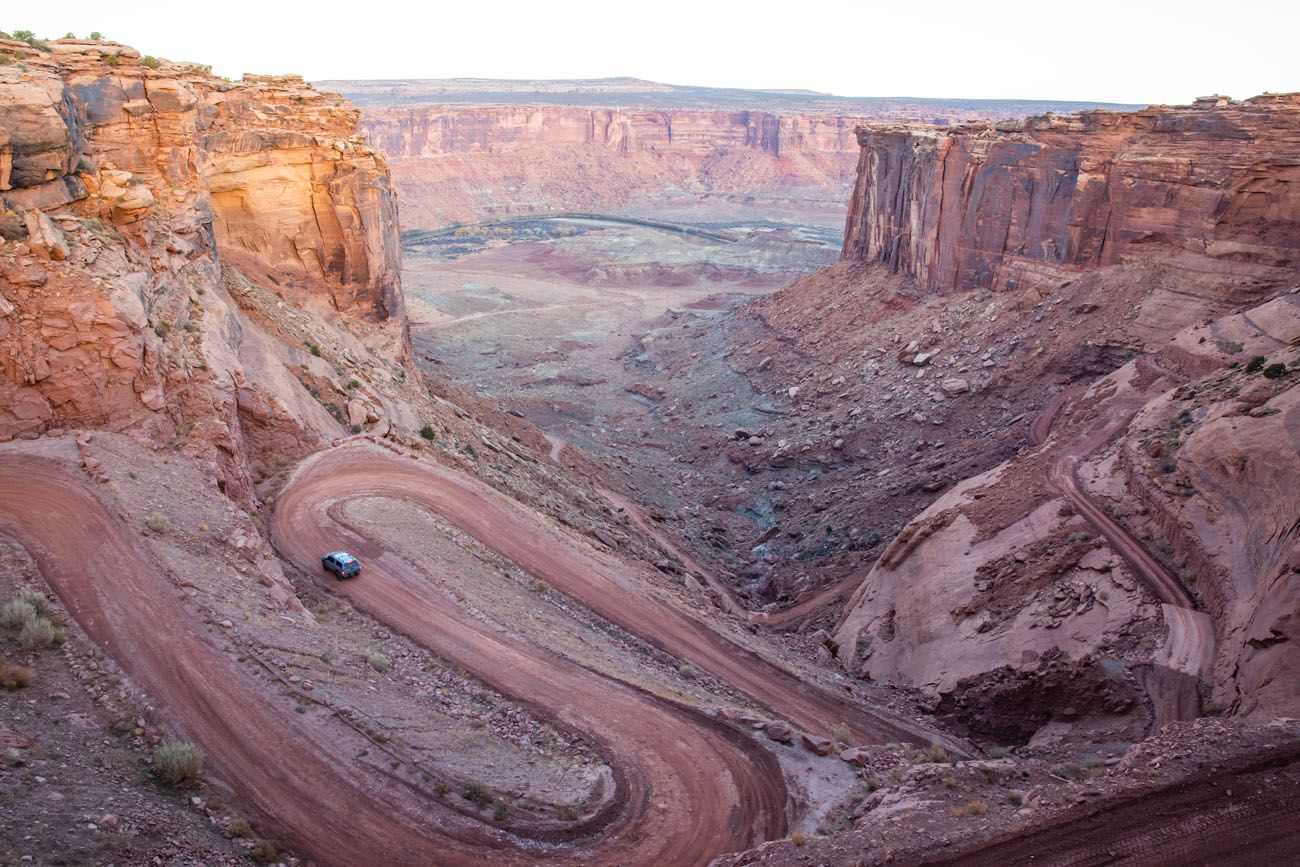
[358,106,863,226]
[0,39,406,498]
[841,95,1300,294]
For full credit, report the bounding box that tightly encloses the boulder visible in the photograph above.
[765,720,793,744]
[23,210,69,260]
[801,733,835,756]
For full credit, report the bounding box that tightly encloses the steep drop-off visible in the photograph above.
[841,94,1300,295]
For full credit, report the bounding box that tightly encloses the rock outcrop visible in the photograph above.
[0,41,405,498]
[841,94,1300,295]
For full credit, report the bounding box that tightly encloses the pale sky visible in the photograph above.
[10,0,1299,105]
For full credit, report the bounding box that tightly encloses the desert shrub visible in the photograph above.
[790,831,808,846]
[152,740,204,786]
[89,31,103,39]
[0,660,34,690]
[866,777,881,792]
[493,802,508,822]
[942,775,957,788]
[1263,363,1287,379]
[19,615,62,650]
[1007,791,1025,806]
[146,511,172,533]
[227,817,252,838]
[591,776,606,799]
[248,838,279,864]
[1158,457,1177,473]
[555,804,577,820]
[986,745,1009,759]
[0,598,36,629]
[676,662,697,680]
[349,424,362,435]
[1049,762,1086,782]
[141,55,159,69]
[15,590,51,617]
[309,343,322,358]
[347,379,360,390]
[530,580,549,593]
[830,722,852,746]
[105,53,119,66]
[464,783,492,810]
[364,651,390,672]
[420,424,435,441]
[914,743,949,764]
[1245,355,1266,373]
[11,30,49,51]
[954,799,989,817]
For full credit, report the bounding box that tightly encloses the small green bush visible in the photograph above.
[420,424,435,441]
[309,343,322,358]
[364,651,390,672]
[0,599,36,629]
[146,511,172,533]
[105,53,119,66]
[1245,356,1266,373]
[152,740,204,787]
[89,31,103,40]
[227,817,252,838]
[1263,363,1287,379]
[141,55,160,69]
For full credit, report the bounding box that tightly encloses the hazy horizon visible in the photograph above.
[9,0,1300,105]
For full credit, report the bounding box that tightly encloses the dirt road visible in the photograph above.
[1031,363,1214,721]
[274,443,952,751]
[0,450,794,866]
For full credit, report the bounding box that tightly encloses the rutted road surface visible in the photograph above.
[0,441,955,867]
[1031,362,1215,722]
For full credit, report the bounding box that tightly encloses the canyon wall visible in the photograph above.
[357,106,864,226]
[841,95,1300,294]
[0,38,406,498]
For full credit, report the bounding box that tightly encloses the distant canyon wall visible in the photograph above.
[357,106,864,227]
[841,95,1300,294]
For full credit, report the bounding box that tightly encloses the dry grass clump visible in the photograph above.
[953,799,989,817]
[0,598,36,629]
[248,838,280,864]
[0,660,34,690]
[152,740,205,787]
[914,742,950,764]
[364,651,390,672]
[19,615,62,650]
[790,831,808,846]
[146,511,172,533]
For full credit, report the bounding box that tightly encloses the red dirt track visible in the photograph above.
[0,442,951,866]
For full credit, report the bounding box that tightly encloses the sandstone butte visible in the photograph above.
[842,94,1300,294]
[0,37,406,503]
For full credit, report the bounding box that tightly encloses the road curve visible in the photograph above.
[0,452,787,866]
[1031,363,1215,718]
[274,443,948,751]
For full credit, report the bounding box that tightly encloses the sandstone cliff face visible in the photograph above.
[0,40,405,499]
[841,95,1300,295]
[358,106,863,226]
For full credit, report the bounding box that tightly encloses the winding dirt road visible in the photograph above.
[0,441,942,866]
[274,444,946,750]
[1031,365,1214,721]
